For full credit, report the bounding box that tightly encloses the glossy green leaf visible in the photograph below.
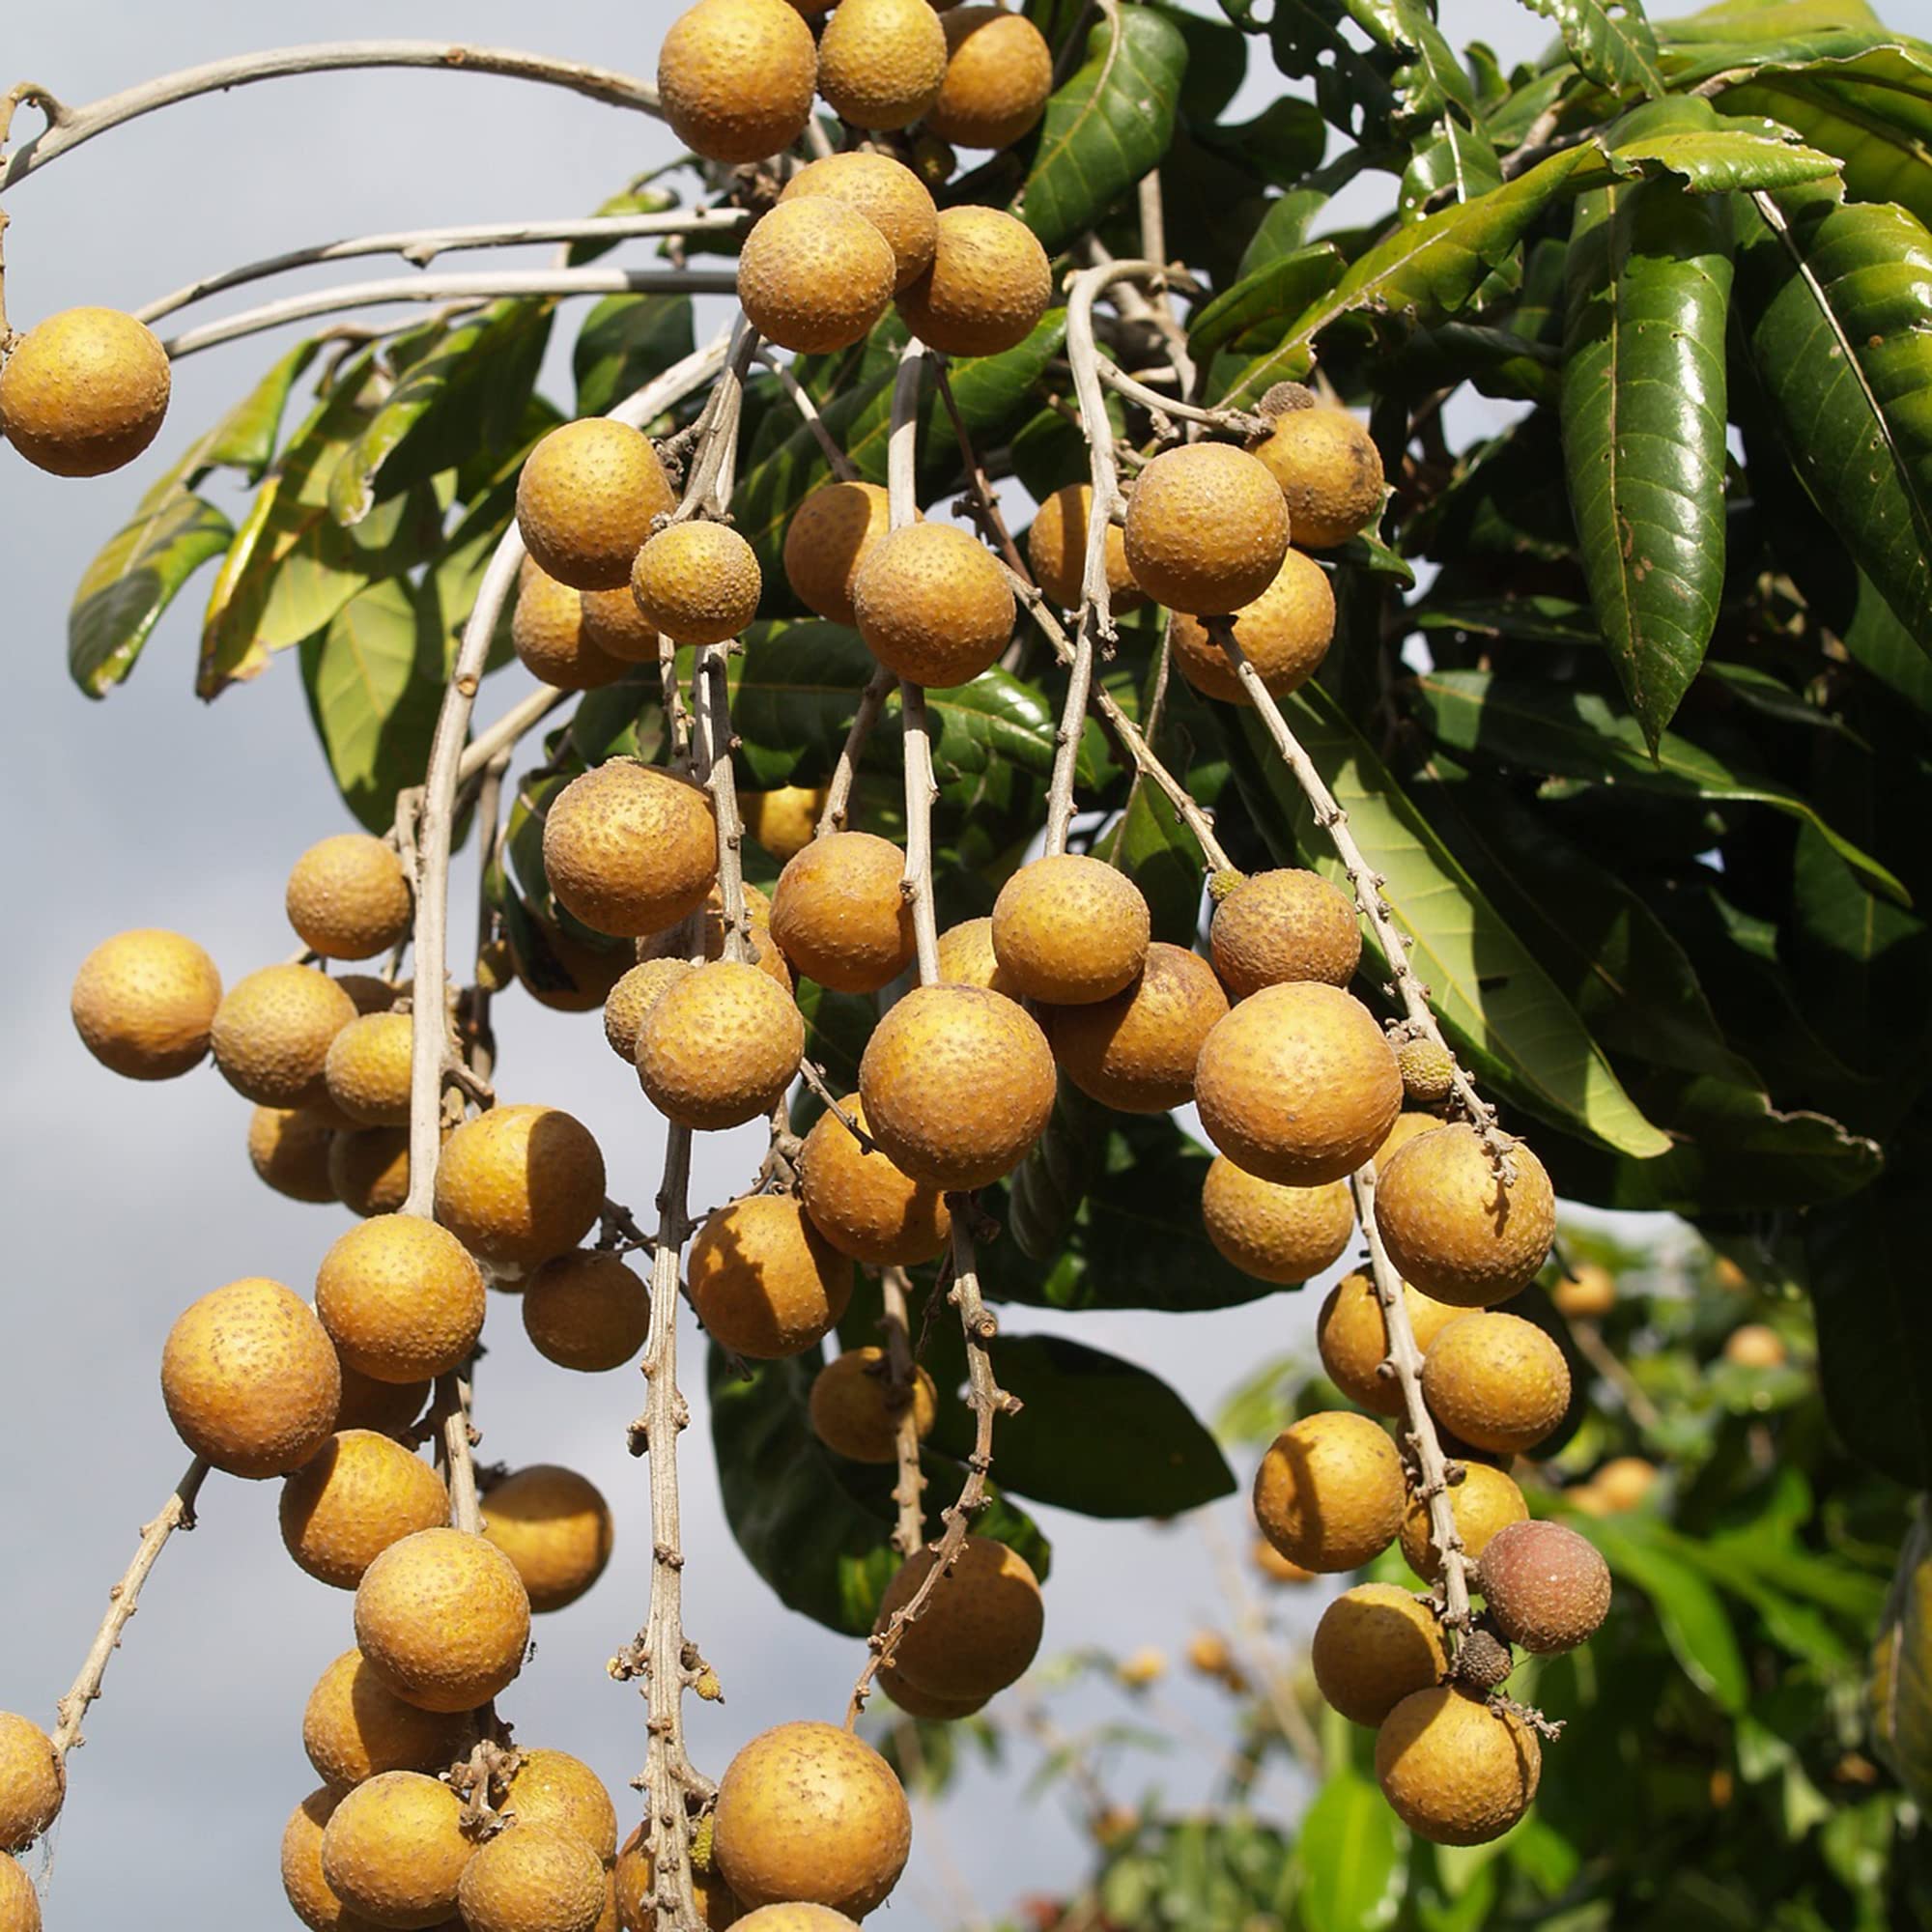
[573,292,696,417]
[1298,1772,1406,1932]
[1345,0,1501,212]
[1107,768,1207,946]
[194,337,324,482]
[1579,1517,1749,1711]
[1520,0,1666,98]
[1604,119,1842,191]
[1186,242,1348,361]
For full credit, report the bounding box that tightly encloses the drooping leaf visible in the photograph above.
[1605,117,1843,192]
[573,292,696,418]
[1519,0,1667,99]
[1344,0,1502,213]
[1577,1515,1750,1711]
[1297,1771,1407,1932]
[1186,242,1349,362]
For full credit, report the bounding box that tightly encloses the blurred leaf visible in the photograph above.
[573,292,696,417]
[1871,1508,1932,1805]
[1580,1516,1749,1710]
[1298,1770,1406,1932]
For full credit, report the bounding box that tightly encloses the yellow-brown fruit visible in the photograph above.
[688,1195,854,1360]
[523,1251,651,1372]
[321,1771,474,1928]
[1400,1463,1528,1582]
[161,1278,341,1479]
[876,1666,984,1720]
[934,916,1020,996]
[513,566,634,692]
[1122,443,1292,616]
[876,1536,1045,1702]
[858,983,1055,1188]
[809,1348,938,1463]
[324,1011,413,1128]
[282,1787,370,1932]
[280,1431,450,1589]
[499,1750,619,1863]
[1185,1631,1236,1681]
[0,1716,61,1853]
[737,199,897,356]
[1551,1260,1616,1321]
[817,0,948,128]
[249,1105,340,1203]
[770,831,916,993]
[798,1096,952,1265]
[1252,406,1386,550]
[480,1465,615,1613]
[1169,550,1334,704]
[459,1827,606,1932]
[302,1649,469,1791]
[1591,1456,1656,1513]
[287,835,414,961]
[542,761,717,941]
[852,520,1016,687]
[614,1824,745,1931]
[340,975,401,1014]
[1117,1647,1167,1688]
[1252,1539,1317,1585]
[658,0,817,162]
[1397,1037,1457,1109]
[1025,482,1143,614]
[316,1213,487,1382]
[435,1104,607,1277]
[1377,1110,1441,1168]
[896,205,1052,357]
[1724,1322,1788,1369]
[1202,1159,1353,1287]
[631,522,763,648]
[517,419,676,592]
[355,1527,531,1712]
[1476,1519,1611,1655]
[1316,1269,1460,1416]
[0,306,170,476]
[991,854,1151,1007]
[1194,982,1401,1186]
[1049,941,1229,1111]
[582,583,661,664]
[780,154,937,292]
[0,1855,38,1932]
[1375,1688,1539,1846]
[604,958,694,1065]
[334,1360,430,1435]
[516,920,636,1013]
[1208,867,1361,998]
[70,927,221,1080]
[1311,1583,1448,1726]
[330,1126,414,1219]
[637,960,804,1131]
[712,1721,911,1918]
[1422,1313,1571,1455]
[637,880,777,966]
[783,482,893,627]
[1376,1124,1556,1308]
[212,963,359,1109]
[1253,1410,1406,1573]
[926,6,1053,149]
[743,786,827,863]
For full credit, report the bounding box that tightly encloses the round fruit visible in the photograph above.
[657,0,817,163]
[302,1649,468,1791]
[1122,443,1292,616]
[637,959,804,1130]
[1396,1037,1456,1109]
[499,1749,618,1862]
[334,1361,430,1435]
[522,1250,651,1372]
[582,583,661,664]
[355,1527,531,1712]
[1209,867,1360,997]
[1551,1260,1616,1321]
[896,206,1052,357]
[212,964,358,1109]
[1375,1687,1539,1846]
[1316,1269,1461,1416]
[817,0,948,129]
[809,1348,938,1463]
[783,481,893,626]
[859,983,1055,1188]
[0,1855,37,1932]
[1377,1109,1441,1168]
[925,6,1053,149]
[1169,549,1333,703]
[615,1826,744,1931]
[743,786,826,863]
[1025,482,1142,613]
[877,1665,984,1720]
[712,1721,911,1918]
[161,1278,341,1479]
[1591,1456,1656,1513]
[330,1125,414,1218]
[1252,404,1386,550]
[287,834,413,960]
[281,1786,356,1932]
[728,1910,853,1932]
[458,1825,605,1932]
[1194,982,1401,1185]
[1476,1519,1611,1654]
[934,916,1019,996]
[249,1105,339,1203]
[70,927,221,1080]
[321,1770,474,1928]
[852,521,1015,687]
[1422,1313,1571,1455]
[779,154,937,292]
[603,958,694,1065]
[769,831,916,993]
[515,919,636,1013]
[280,1431,450,1589]
[1253,1410,1406,1573]
[991,854,1151,1007]
[543,761,717,940]
[737,199,897,356]
[1048,941,1228,1111]
[1400,1463,1528,1582]
[324,1011,413,1127]
[517,419,675,592]
[514,565,633,692]
[316,1213,487,1382]
[1453,1626,1517,1693]
[688,1196,854,1359]
[0,306,169,476]
[1376,1124,1556,1307]
[1724,1322,1787,1369]
[1252,1539,1316,1585]
[876,1535,1045,1703]
[0,1715,61,1852]
[630,522,762,648]
[435,1104,607,1277]
[1311,1583,1448,1726]
[798,1096,952,1265]
[480,1465,614,1613]
[1202,1160,1353,1286]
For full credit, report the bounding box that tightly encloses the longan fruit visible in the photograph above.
[733,1911,860,1932]
[689,1195,854,1359]
[817,0,948,128]
[784,482,893,626]
[769,831,916,992]
[1422,1313,1571,1455]
[1311,1583,1448,1726]
[1202,1160,1353,1286]
[712,1721,911,1918]
[282,1786,365,1932]
[1476,1519,1611,1655]
[876,1666,984,1721]
[522,1250,651,1372]
[435,1104,607,1277]
[497,1750,618,1863]
[355,1527,531,1713]
[658,0,817,162]
[925,6,1053,149]
[517,419,676,592]
[637,880,777,967]
[1252,1539,1316,1585]
[852,521,1016,687]
[858,983,1055,1188]
[896,205,1052,357]
[637,960,804,1130]
[582,583,662,665]
[287,835,414,960]
[249,1105,339,1203]
[480,1465,615,1613]
[330,1125,414,1219]
[0,1715,62,1852]
[1590,1456,1656,1513]
[1123,443,1291,615]
[280,1431,450,1589]
[1048,941,1229,1111]
[1026,483,1142,614]
[1194,982,1401,1186]
[876,1535,1045,1703]
[316,1213,487,1382]
[737,199,897,356]
[161,1278,341,1479]
[0,1853,39,1932]
[458,1825,605,1932]
[780,154,937,292]
[1375,1687,1539,1846]
[1377,1109,1441,1168]
[991,854,1151,1007]
[543,761,718,940]
[1551,1260,1615,1321]
[212,963,359,1109]
[1316,1269,1460,1416]
[1400,1462,1528,1582]
[321,1770,474,1928]
[743,786,827,863]
[604,959,696,1065]
[1376,1124,1556,1308]
[632,522,763,648]
[1169,549,1334,704]
[0,306,170,476]
[809,1348,938,1462]
[324,1011,413,1128]
[934,916,1020,996]
[1252,404,1386,550]
[1253,1410,1406,1573]
[1397,1037,1457,1110]
[513,566,634,692]
[341,974,401,1014]
[614,1823,744,1931]
[798,1096,952,1265]
[1724,1322,1787,1369]
[518,919,637,1013]
[1209,867,1360,997]
[70,927,221,1080]
[302,1649,469,1791]
[333,1360,430,1436]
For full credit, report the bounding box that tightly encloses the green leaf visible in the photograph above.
[1186,242,1348,362]
[1297,1772,1406,1932]
[1577,1516,1749,1711]
[1519,0,1666,98]
[1605,119,1842,191]
[573,292,696,418]
[1106,768,1206,946]
[195,337,324,482]
[1871,1508,1932,1806]
[1344,0,1502,212]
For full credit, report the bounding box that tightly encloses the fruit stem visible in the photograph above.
[1090,351,1268,440]
[815,667,895,838]
[696,644,750,967]
[754,346,863,482]
[433,1369,484,1536]
[933,357,1034,586]
[881,1267,927,1558]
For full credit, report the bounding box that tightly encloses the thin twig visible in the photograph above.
[1092,350,1265,438]
[815,667,895,838]
[756,348,862,481]
[796,1059,875,1148]
[880,1268,927,1559]
[933,359,1031,585]
[698,647,750,966]
[434,1371,483,1535]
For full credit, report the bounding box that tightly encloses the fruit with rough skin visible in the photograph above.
[302,1649,468,1791]
[581,582,661,664]
[282,1787,371,1932]
[1453,1626,1517,1693]
[770,831,917,993]
[1376,1688,1539,1845]
[0,1716,62,1853]
[522,1250,651,1372]
[809,1348,939,1463]
[0,1853,38,1932]
[249,1105,339,1203]
[1169,549,1333,703]
[631,522,762,648]
[934,916,1020,996]
[799,1095,952,1265]
[320,1771,474,1927]
[1724,1322,1787,1369]
[852,521,1015,687]
[877,1665,984,1720]
[316,1214,487,1382]
[212,964,358,1109]
[1254,1410,1406,1572]
[330,1125,414,1218]
[355,1527,530,1712]
[1376,1124,1556,1307]
[925,6,1053,149]
[637,960,804,1131]
[1476,1519,1611,1654]
[511,919,636,1014]
[743,786,826,863]
[1396,1037,1456,1108]
[1377,1110,1440,1168]
[1202,1160,1353,1286]
[1025,482,1143,613]
[1311,1583,1448,1726]
[1123,444,1292,615]
[896,205,1052,356]
[1422,1313,1572,1454]
[517,419,676,591]
[333,1361,430,1436]
[1551,1260,1616,1320]
[1252,405,1386,549]
[435,1104,606,1277]
[859,983,1055,1188]
[688,1196,854,1359]
[340,975,400,1015]
[737,199,897,355]
[543,762,718,940]
[324,1011,413,1127]
[1316,1269,1460,1416]
[784,482,895,626]
[779,154,937,292]
[480,1465,614,1613]
[513,566,634,691]
[876,1535,1044,1703]
[604,959,694,1065]
[498,1750,619,1863]
[162,1278,341,1478]
[280,1431,450,1589]
[614,1823,743,1930]
[459,1826,606,1932]
[0,306,169,475]
[71,928,221,1080]
[816,0,947,128]
[1400,1462,1528,1582]
[1209,868,1360,997]
[991,854,1151,1007]
[712,1721,911,1918]
[1252,1539,1316,1585]
[658,0,817,161]
[1048,942,1229,1111]
[636,881,778,969]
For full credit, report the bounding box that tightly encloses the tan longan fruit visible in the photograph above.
[926,7,1053,149]
[280,1431,450,1590]
[459,1825,606,1932]
[355,1527,531,1713]
[1551,1260,1615,1320]
[340,975,401,1014]
[876,1666,984,1720]
[603,959,695,1065]
[1252,1410,1406,1573]
[798,1096,952,1265]
[0,1716,62,1853]
[1375,1687,1539,1846]
[1422,1313,1571,1455]
[1724,1322,1787,1369]
[542,761,717,940]
[1252,406,1386,550]
[780,154,937,292]
[1591,1456,1656,1513]
[480,1465,614,1613]
[1377,1110,1440,1168]
[161,1278,341,1479]
[1123,443,1292,615]
[435,1104,607,1277]
[631,522,762,648]
[518,920,637,1013]
[1316,1269,1460,1416]
[1311,1583,1448,1726]
[1252,1539,1316,1585]
[1202,1160,1353,1287]
[658,0,817,162]
[70,928,221,1080]
[1194,982,1401,1186]
[737,199,897,356]
[991,854,1151,1007]
[818,0,948,128]
[1048,941,1228,1111]
[324,1011,413,1128]
[896,205,1053,357]
[783,481,893,626]
[876,1535,1045,1702]
[614,1823,745,1931]
[288,835,414,961]
[250,1106,340,1203]
[283,1787,369,1932]
[316,1213,487,1382]
[321,1771,474,1928]
[0,1853,39,1932]
[1208,867,1361,998]
[930,917,1014,996]
[523,1251,651,1372]
[334,1360,430,1435]
[858,983,1055,1188]
[497,1750,618,1863]
[330,1126,413,1219]
[302,1649,469,1791]
[743,786,827,863]
[517,419,676,592]
[809,1348,938,1463]
[712,1721,911,1918]
[212,963,359,1109]
[0,306,170,476]
[513,567,634,692]
[638,960,804,1131]
[581,584,661,665]
[733,1911,860,1932]
[1376,1124,1556,1308]
[637,880,777,965]
[1169,549,1334,704]
[1397,1037,1457,1110]
[1025,483,1142,614]
[688,1196,854,1359]
[1476,1519,1611,1655]
[1400,1462,1528,1582]
[769,831,916,993]
[852,521,1016,687]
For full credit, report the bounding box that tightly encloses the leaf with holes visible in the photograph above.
[1522,0,1666,98]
